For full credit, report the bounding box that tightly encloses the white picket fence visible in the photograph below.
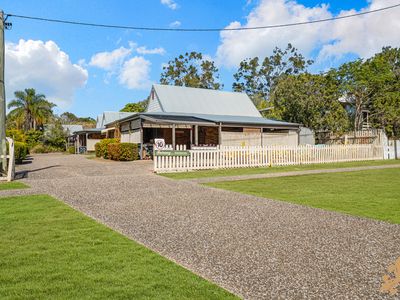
[153,144,384,173]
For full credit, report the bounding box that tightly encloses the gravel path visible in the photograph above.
[2,154,399,299]
[190,164,400,183]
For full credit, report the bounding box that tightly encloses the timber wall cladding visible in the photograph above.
[262,131,298,146]
[221,131,262,147]
[121,130,141,143]
[221,130,298,147]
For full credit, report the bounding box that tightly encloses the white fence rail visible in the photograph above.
[154,144,384,173]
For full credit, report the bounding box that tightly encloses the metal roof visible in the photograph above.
[62,124,83,135]
[97,111,136,128]
[142,112,300,128]
[152,84,262,118]
[73,128,103,135]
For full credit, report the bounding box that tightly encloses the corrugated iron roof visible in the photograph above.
[98,111,136,128]
[142,112,300,128]
[152,84,262,118]
[62,124,83,134]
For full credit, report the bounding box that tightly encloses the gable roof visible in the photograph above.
[148,84,262,118]
[62,124,83,135]
[96,111,135,128]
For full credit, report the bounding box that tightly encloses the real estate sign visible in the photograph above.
[154,150,190,157]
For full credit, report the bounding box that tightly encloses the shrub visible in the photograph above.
[107,143,120,161]
[6,129,26,143]
[94,142,101,157]
[43,123,66,150]
[67,146,75,154]
[97,138,119,159]
[120,143,139,161]
[30,144,63,154]
[107,143,139,161]
[30,144,47,154]
[25,130,44,149]
[14,142,28,163]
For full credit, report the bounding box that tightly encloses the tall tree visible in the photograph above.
[160,52,222,89]
[7,89,55,131]
[120,98,149,113]
[60,112,96,128]
[269,73,349,133]
[334,60,373,131]
[334,47,400,135]
[367,47,400,137]
[233,43,313,108]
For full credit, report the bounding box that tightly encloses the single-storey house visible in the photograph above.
[70,111,134,153]
[105,84,301,158]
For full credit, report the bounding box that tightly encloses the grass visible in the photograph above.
[207,168,400,224]
[0,181,29,190]
[0,194,237,300]
[161,159,400,180]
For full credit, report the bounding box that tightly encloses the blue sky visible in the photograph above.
[3,0,399,118]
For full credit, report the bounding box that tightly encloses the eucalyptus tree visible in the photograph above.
[160,52,222,90]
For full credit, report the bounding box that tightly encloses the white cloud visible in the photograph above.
[317,0,400,61]
[136,46,166,55]
[89,47,131,70]
[161,0,179,10]
[119,56,151,89]
[169,20,181,28]
[5,39,88,108]
[216,0,400,68]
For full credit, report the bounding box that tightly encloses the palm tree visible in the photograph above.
[7,89,56,131]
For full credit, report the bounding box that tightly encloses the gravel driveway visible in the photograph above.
[3,154,399,299]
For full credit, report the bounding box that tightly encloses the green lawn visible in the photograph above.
[0,195,237,300]
[207,168,400,224]
[0,181,29,190]
[161,160,400,180]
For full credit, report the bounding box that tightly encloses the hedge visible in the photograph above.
[95,138,119,159]
[14,142,29,163]
[30,144,63,154]
[107,143,139,161]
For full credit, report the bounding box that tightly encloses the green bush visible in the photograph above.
[107,143,120,161]
[6,129,26,143]
[30,144,63,154]
[14,142,28,163]
[120,143,139,161]
[94,142,101,157]
[67,146,75,154]
[25,130,44,149]
[107,143,139,161]
[43,123,66,150]
[97,138,119,159]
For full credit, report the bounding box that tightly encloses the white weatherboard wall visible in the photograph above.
[121,130,141,143]
[87,139,101,151]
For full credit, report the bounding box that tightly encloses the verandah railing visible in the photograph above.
[153,144,384,173]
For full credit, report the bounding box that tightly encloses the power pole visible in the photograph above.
[0,11,7,175]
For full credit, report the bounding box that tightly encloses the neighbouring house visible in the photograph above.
[338,95,370,130]
[104,84,301,158]
[97,111,136,138]
[62,124,84,136]
[70,111,135,153]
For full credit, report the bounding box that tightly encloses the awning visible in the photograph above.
[101,127,116,134]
